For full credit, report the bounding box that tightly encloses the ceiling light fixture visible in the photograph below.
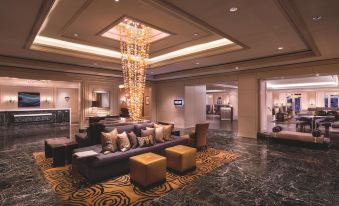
[235,66,239,70]
[229,7,238,12]
[114,0,119,2]
[73,33,79,37]
[193,33,199,36]
[196,62,200,65]
[316,73,320,77]
[267,82,338,89]
[278,46,284,50]
[119,19,151,120]
[312,16,322,21]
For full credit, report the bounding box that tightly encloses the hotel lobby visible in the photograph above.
[0,0,338,205]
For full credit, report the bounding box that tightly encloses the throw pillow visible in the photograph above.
[154,127,165,143]
[117,131,131,152]
[100,134,113,153]
[141,128,154,137]
[154,123,173,141]
[127,131,138,149]
[101,128,118,153]
[137,135,154,147]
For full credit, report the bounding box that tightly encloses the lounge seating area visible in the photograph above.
[72,121,191,182]
[2,0,339,205]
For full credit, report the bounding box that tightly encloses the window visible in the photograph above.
[330,95,338,108]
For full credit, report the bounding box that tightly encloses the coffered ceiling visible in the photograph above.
[0,0,338,80]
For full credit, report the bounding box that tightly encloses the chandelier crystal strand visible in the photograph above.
[119,21,151,120]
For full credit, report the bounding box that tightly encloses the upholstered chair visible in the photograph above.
[188,123,209,151]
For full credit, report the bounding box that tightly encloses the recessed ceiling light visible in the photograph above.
[235,66,239,70]
[114,0,119,2]
[193,33,199,36]
[229,7,238,12]
[278,46,284,50]
[150,71,154,74]
[312,16,322,21]
[93,62,98,66]
[316,73,320,77]
[73,33,79,37]
[196,62,200,65]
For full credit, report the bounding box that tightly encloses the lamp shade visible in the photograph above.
[91,101,100,107]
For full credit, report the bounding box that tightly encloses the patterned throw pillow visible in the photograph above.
[117,131,131,152]
[101,128,118,153]
[141,128,156,143]
[154,123,173,141]
[127,131,138,149]
[137,135,154,147]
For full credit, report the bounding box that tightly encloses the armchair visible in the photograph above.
[188,123,209,151]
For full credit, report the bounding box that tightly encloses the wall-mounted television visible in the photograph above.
[18,92,40,107]
[174,99,184,107]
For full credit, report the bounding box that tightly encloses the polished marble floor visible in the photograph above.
[206,114,238,131]
[0,126,338,205]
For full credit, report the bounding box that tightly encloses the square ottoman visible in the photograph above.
[165,145,197,173]
[129,152,166,188]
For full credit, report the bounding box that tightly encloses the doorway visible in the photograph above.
[205,83,238,131]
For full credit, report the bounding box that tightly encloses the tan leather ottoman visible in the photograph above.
[129,152,166,188]
[165,145,197,173]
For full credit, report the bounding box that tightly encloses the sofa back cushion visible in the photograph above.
[105,124,135,134]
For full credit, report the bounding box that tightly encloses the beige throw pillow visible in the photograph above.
[101,128,118,153]
[117,131,131,152]
[148,126,164,143]
[154,123,173,141]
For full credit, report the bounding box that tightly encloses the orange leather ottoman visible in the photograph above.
[129,152,166,188]
[165,145,197,173]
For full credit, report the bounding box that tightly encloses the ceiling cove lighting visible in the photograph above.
[33,36,234,64]
[267,82,338,89]
[34,36,121,58]
[119,19,151,120]
[148,38,233,63]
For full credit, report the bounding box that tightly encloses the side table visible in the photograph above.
[45,137,78,167]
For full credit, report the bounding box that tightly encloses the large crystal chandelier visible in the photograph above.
[119,19,151,120]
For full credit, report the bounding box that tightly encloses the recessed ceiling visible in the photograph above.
[0,0,339,80]
[31,0,240,66]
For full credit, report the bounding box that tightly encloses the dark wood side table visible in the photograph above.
[45,137,78,167]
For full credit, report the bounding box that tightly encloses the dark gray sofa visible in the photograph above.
[72,122,188,182]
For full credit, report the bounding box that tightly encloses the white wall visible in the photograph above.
[185,85,206,128]
[156,83,185,128]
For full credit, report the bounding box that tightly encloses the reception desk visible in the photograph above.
[0,108,70,127]
[220,106,233,121]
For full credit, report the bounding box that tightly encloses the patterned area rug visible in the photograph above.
[33,148,239,206]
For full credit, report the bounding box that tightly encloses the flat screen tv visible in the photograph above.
[18,92,40,107]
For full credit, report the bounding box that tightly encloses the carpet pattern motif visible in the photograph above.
[33,148,239,206]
